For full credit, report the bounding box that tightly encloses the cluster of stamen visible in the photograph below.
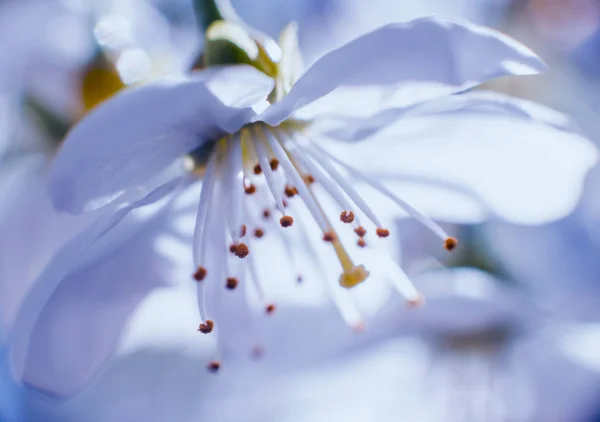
[188,121,458,372]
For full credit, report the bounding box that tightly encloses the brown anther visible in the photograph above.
[229,243,238,254]
[234,243,250,258]
[323,231,337,242]
[282,199,289,208]
[265,304,276,314]
[207,361,221,373]
[445,237,458,251]
[226,277,239,290]
[253,163,262,175]
[280,215,294,227]
[284,185,298,198]
[197,319,214,334]
[303,174,315,185]
[244,184,256,195]
[269,158,279,170]
[357,238,366,248]
[193,266,207,282]
[254,228,265,238]
[376,228,390,238]
[240,224,247,237]
[340,211,355,224]
[354,226,367,237]
[263,209,271,219]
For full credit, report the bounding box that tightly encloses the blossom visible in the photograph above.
[9,15,597,397]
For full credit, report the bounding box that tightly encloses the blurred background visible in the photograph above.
[1,0,600,421]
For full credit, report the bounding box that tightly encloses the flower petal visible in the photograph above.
[0,155,91,331]
[51,65,273,214]
[323,91,583,142]
[9,180,185,397]
[260,16,545,125]
[322,113,597,224]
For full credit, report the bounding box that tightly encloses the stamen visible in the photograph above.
[225,135,245,243]
[248,127,287,214]
[269,158,280,170]
[254,228,265,238]
[226,277,239,290]
[283,136,361,226]
[355,226,367,237]
[240,225,247,237]
[323,231,336,242]
[284,184,298,197]
[303,174,315,185]
[314,142,453,246]
[357,238,366,248]
[263,209,271,219]
[265,304,276,314]
[244,184,257,194]
[280,215,294,227]
[207,361,221,372]
[229,243,237,254]
[198,320,214,334]
[269,128,369,289]
[234,243,250,258]
[193,266,207,282]
[376,228,390,238]
[340,211,354,224]
[445,237,458,251]
[253,164,262,174]
[291,134,384,228]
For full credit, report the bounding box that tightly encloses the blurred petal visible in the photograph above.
[9,179,185,397]
[0,155,90,331]
[323,91,582,142]
[325,114,597,224]
[51,65,273,214]
[260,17,545,125]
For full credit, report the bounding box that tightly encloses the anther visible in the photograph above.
[240,224,247,237]
[229,243,238,254]
[207,361,221,373]
[265,304,276,314]
[354,226,367,237]
[340,211,355,224]
[234,243,250,258]
[253,163,262,175]
[303,174,315,185]
[226,277,239,290]
[323,231,337,242]
[244,184,256,195]
[269,158,279,171]
[282,199,289,208]
[376,228,390,238]
[197,319,214,334]
[193,266,207,282]
[284,185,298,198]
[254,228,265,238]
[444,237,458,251]
[296,275,303,283]
[357,238,366,248]
[263,209,271,219]
[280,216,294,227]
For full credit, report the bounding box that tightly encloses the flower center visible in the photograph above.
[187,120,457,371]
